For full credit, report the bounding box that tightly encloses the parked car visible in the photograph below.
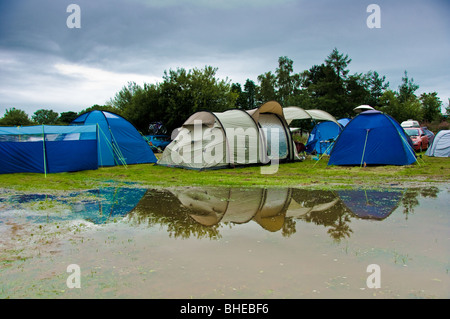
[421,127,435,146]
[404,128,429,152]
[401,119,420,128]
[144,135,171,152]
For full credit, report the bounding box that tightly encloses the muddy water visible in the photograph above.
[0,185,448,299]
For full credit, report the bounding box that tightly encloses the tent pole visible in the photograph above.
[97,124,103,167]
[42,124,47,178]
[360,129,370,167]
[313,140,335,167]
[108,127,128,168]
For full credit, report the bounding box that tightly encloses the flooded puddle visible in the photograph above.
[0,184,449,298]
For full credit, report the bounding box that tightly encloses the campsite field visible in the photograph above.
[1,154,449,299]
[0,154,448,193]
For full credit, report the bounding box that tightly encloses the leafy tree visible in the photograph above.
[159,66,237,131]
[325,48,351,80]
[301,63,349,117]
[276,56,298,106]
[255,56,301,107]
[380,89,423,123]
[124,83,162,134]
[58,111,79,124]
[109,81,166,134]
[80,104,119,115]
[296,49,390,117]
[32,109,59,125]
[243,79,256,109]
[398,71,419,103]
[362,71,390,108]
[379,90,402,121]
[401,97,423,122]
[0,107,32,126]
[109,82,141,113]
[231,83,246,109]
[256,71,277,104]
[346,73,371,110]
[420,92,442,122]
[190,66,236,113]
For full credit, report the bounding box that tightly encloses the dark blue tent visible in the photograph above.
[0,125,98,174]
[328,110,416,166]
[306,121,342,155]
[72,110,156,166]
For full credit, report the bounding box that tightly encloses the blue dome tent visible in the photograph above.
[71,110,156,166]
[328,110,417,166]
[305,121,342,155]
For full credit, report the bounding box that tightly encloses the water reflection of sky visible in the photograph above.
[0,185,442,242]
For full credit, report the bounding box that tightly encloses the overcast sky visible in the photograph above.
[1,0,449,116]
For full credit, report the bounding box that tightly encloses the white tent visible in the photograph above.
[425,130,450,157]
[353,105,375,113]
[283,106,339,125]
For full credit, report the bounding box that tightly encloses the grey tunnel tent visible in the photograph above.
[158,101,295,170]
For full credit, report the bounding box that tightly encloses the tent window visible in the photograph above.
[258,114,288,160]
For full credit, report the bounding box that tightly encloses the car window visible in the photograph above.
[406,129,419,136]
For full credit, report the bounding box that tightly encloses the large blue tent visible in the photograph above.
[328,110,416,166]
[71,110,156,166]
[0,125,98,174]
[305,121,342,155]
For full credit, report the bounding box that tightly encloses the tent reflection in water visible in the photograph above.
[125,186,406,242]
[337,189,403,220]
[170,186,404,227]
[169,187,349,232]
[71,187,147,224]
[171,187,292,232]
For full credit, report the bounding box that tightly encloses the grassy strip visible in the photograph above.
[0,154,448,193]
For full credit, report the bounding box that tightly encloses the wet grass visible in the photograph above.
[0,154,448,193]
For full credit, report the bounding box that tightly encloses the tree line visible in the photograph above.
[1,48,448,134]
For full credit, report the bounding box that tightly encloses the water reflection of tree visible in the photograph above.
[289,189,354,242]
[400,186,440,218]
[300,201,354,243]
[327,214,353,242]
[126,189,222,240]
[281,218,297,237]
